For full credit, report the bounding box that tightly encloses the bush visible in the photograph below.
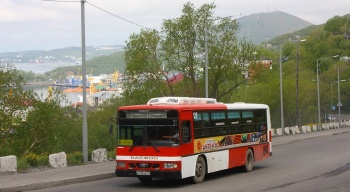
[67,151,83,166]
[17,158,30,172]
[24,153,39,166]
[37,153,49,166]
[108,150,115,160]
[88,149,93,161]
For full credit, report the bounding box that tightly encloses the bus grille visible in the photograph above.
[129,163,160,168]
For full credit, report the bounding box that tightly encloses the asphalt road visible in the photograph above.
[31,131,350,192]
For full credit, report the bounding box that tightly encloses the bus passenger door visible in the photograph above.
[181,120,193,155]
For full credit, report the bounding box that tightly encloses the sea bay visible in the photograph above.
[23,84,83,106]
[13,62,84,105]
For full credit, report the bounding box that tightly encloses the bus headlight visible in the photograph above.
[117,162,126,168]
[164,163,178,169]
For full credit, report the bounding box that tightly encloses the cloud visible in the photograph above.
[1,0,350,52]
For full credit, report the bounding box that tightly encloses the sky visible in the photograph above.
[1,0,349,53]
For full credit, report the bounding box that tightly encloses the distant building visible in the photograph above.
[246,58,272,83]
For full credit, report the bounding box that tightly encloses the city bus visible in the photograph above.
[110,97,272,183]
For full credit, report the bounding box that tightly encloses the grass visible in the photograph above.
[67,151,83,166]
[17,158,30,172]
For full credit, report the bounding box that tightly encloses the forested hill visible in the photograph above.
[44,51,125,80]
[236,11,313,44]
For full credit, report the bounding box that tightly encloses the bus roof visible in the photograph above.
[147,97,217,105]
[118,97,269,111]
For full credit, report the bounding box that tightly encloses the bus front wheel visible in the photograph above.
[244,148,254,172]
[192,156,206,183]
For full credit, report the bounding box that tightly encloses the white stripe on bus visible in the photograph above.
[116,156,182,161]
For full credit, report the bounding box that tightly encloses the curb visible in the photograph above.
[0,172,115,192]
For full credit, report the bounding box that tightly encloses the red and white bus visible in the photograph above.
[111,97,272,183]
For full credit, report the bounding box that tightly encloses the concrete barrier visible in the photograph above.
[49,152,67,168]
[346,121,350,127]
[290,127,296,135]
[92,148,107,163]
[306,126,311,133]
[0,155,17,173]
[276,128,282,136]
[284,127,290,135]
[301,126,307,133]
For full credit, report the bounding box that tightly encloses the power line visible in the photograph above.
[86,2,151,30]
[42,0,151,29]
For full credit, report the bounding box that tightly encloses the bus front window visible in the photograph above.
[118,119,179,147]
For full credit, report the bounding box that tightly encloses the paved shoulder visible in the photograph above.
[272,127,350,146]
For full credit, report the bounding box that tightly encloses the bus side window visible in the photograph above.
[194,129,203,138]
[182,121,191,143]
[229,126,241,134]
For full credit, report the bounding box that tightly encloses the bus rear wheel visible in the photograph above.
[192,156,206,183]
[243,148,254,172]
[138,177,152,183]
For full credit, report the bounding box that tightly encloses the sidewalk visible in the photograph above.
[1,127,349,192]
[0,160,115,192]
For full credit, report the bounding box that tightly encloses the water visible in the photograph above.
[12,62,79,74]
[12,62,85,105]
[23,84,84,106]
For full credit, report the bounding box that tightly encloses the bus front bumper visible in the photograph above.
[115,170,182,179]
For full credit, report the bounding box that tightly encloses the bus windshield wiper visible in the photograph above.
[150,142,160,152]
[129,136,142,152]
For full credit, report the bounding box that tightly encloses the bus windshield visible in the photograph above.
[118,110,179,147]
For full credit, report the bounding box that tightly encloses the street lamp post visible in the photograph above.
[279,46,284,135]
[337,66,349,128]
[204,25,209,98]
[316,55,339,130]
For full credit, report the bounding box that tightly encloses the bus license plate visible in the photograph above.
[137,171,150,176]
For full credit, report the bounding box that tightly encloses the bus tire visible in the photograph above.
[192,156,206,184]
[244,148,254,172]
[138,177,152,183]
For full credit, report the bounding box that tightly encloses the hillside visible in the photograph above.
[0,45,124,64]
[266,13,350,46]
[236,11,313,44]
[44,51,125,80]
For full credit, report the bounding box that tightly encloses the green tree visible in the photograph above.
[123,2,257,104]
[324,16,347,35]
[9,87,81,157]
[86,96,124,151]
[0,64,36,155]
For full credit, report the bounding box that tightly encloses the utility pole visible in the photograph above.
[204,20,208,98]
[279,46,284,135]
[81,0,88,163]
[295,36,300,128]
